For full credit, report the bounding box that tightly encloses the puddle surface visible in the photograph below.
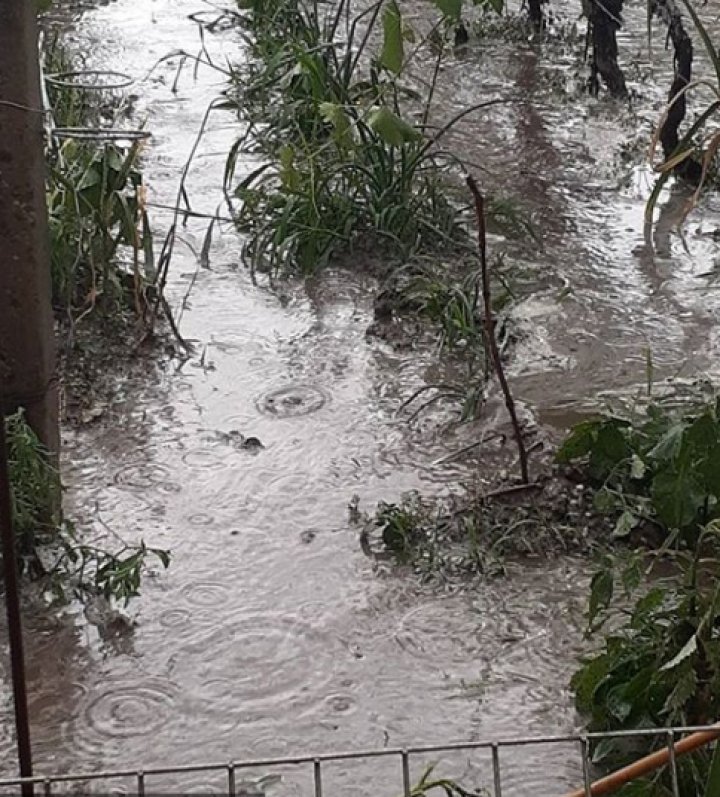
[4,0,720,793]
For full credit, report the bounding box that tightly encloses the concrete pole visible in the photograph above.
[0,0,59,459]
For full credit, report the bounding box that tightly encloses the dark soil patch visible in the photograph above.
[57,312,178,427]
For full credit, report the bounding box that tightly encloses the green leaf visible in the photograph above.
[367,106,422,146]
[651,468,704,529]
[36,0,52,11]
[613,509,638,538]
[606,684,633,723]
[555,419,602,463]
[588,566,614,627]
[588,422,632,481]
[319,102,353,147]
[700,443,720,497]
[433,0,463,22]
[380,1,404,75]
[648,422,686,464]
[662,666,697,715]
[571,653,611,711]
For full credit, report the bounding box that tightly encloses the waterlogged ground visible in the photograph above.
[3,0,720,794]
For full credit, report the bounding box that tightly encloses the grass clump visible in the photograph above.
[224,0,505,279]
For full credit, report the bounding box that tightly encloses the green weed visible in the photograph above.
[43,42,155,322]
[556,395,720,546]
[225,0,502,277]
[5,410,169,605]
[47,140,154,316]
[572,532,720,795]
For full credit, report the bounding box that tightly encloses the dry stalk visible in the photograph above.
[466,174,529,485]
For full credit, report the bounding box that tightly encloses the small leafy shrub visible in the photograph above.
[48,141,154,315]
[572,530,720,795]
[5,410,169,605]
[556,396,720,544]
[43,42,155,321]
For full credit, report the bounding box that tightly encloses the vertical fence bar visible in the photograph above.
[0,417,33,797]
[137,770,145,797]
[313,759,322,797]
[580,737,592,797]
[667,730,680,797]
[43,780,51,797]
[401,750,411,797]
[491,743,502,797]
[227,763,236,797]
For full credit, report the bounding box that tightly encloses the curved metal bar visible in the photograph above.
[44,69,134,90]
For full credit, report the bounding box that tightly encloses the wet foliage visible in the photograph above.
[43,41,157,323]
[556,396,720,546]
[572,536,720,795]
[559,395,720,794]
[5,410,169,605]
[224,0,499,276]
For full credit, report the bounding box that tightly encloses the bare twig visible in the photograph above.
[466,174,529,484]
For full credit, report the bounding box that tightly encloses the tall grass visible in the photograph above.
[224,0,504,278]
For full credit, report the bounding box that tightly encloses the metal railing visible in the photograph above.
[0,724,718,796]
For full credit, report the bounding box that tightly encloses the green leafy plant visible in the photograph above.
[556,396,720,544]
[5,410,169,605]
[48,140,154,316]
[572,528,720,795]
[224,0,501,277]
[42,42,155,322]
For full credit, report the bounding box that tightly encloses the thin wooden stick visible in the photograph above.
[466,175,529,484]
[563,725,720,797]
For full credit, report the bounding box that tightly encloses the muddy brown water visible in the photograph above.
[3,0,720,794]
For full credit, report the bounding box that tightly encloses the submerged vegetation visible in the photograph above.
[14,0,720,788]
[3,38,172,607]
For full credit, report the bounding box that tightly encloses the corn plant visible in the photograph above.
[646,0,720,219]
[47,141,154,316]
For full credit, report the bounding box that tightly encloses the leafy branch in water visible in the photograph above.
[5,410,169,605]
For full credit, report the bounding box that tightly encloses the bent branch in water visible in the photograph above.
[588,0,627,97]
[650,0,702,181]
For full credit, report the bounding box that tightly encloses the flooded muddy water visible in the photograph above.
[3,0,720,793]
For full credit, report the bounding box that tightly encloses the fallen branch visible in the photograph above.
[466,175,529,485]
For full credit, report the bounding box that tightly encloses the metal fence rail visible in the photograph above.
[0,725,718,796]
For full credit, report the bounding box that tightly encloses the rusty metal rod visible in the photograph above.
[564,725,720,797]
[0,414,34,797]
